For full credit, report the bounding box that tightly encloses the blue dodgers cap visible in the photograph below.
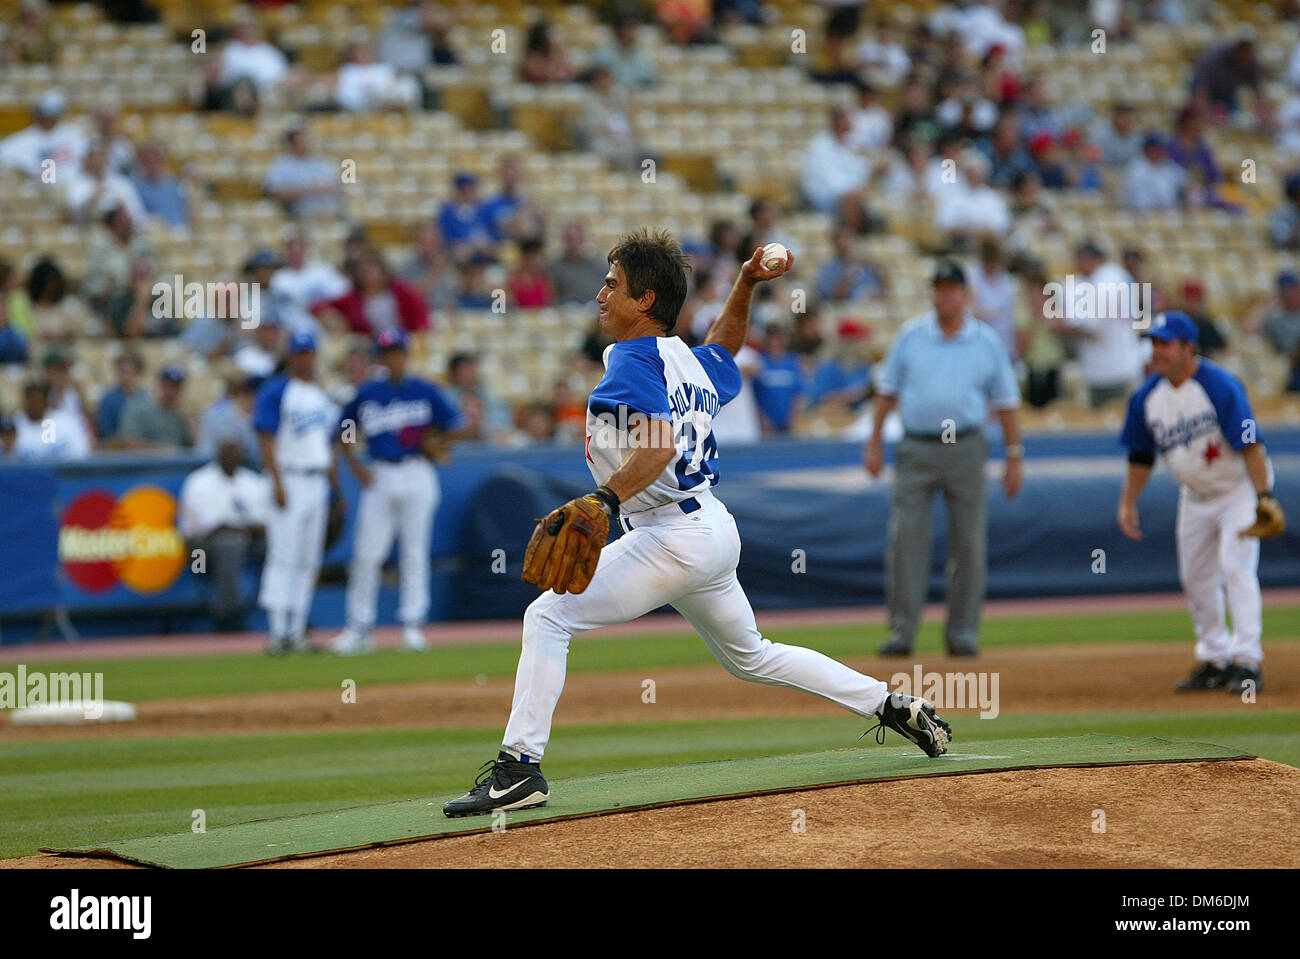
[288,328,317,352]
[1278,270,1300,290]
[375,328,407,351]
[160,364,186,383]
[1146,310,1199,344]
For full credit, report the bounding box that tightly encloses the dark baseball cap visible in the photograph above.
[932,259,967,286]
[160,364,186,383]
[375,328,407,352]
[1145,310,1199,344]
[244,248,281,272]
[1278,270,1299,290]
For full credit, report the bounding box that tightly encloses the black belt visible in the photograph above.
[619,495,701,533]
[904,429,979,442]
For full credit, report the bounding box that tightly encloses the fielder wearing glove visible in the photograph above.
[1239,492,1286,540]
[521,486,618,594]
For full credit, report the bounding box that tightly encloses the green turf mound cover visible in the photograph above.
[47,734,1250,868]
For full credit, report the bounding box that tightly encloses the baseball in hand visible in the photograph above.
[760,242,790,272]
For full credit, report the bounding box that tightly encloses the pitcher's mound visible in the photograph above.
[263,758,1297,869]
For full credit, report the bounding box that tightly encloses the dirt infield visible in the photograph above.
[2,641,1293,742]
[8,759,1294,869]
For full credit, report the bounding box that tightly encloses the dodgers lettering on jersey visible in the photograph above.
[253,375,338,470]
[1120,359,1257,499]
[340,374,465,462]
[585,337,742,513]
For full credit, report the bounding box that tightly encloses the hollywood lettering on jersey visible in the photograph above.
[589,383,722,452]
[59,487,187,595]
[150,275,260,328]
[1041,275,1152,328]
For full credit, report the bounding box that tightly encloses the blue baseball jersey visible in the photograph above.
[253,374,337,470]
[1120,358,1258,498]
[340,374,466,463]
[585,336,742,512]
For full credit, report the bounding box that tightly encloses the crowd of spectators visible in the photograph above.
[2,0,1299,463]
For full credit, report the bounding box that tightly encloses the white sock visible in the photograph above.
[288,607,308,639]
[268,608,290,638]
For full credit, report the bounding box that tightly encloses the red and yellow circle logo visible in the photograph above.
[59,486,186,594]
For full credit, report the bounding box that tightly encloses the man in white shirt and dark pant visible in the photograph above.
[178,438,268,632]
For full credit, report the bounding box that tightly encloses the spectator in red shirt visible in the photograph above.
[316,248,429,334]
[507,238,555,308]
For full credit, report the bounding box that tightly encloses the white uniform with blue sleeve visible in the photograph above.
[502,335,889,760]
[1120,358,1271,668]
[337,373,465,633]
[254,373,338,642]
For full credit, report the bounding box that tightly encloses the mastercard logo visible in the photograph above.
[59,487,187,594]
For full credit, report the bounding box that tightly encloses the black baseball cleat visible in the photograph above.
[877,638,914,657]
[1222,664,1262,695]
[1174,661,1227,691]
[443,751,550,818]
[867,692,952,757]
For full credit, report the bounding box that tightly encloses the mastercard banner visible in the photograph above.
[59,486,188,596]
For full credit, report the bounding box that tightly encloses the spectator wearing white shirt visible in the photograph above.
[64,140,147,223]
[93,104,136,176]
[178,439,268,631]
[1124,134,1186,212]
[802,109,873,232]
[945,0,1026,67]
[856,19,911,88]
[263,126,341,217]
[1277,77,1300,155]
[12,380,91,462]
[846,82,893,152]
[335,39,420,112]
[933,150,1009,249]
[968,240,1018,360]
[1090,101,1142,167]
[1057,240,1146,407]
[219,20,289,94]
[0,90,87,179]
[271,234,350,310]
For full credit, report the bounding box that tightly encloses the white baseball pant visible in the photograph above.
[346,457,439,630]
[1177,478,1263,668]
[260,470,329,638]
[502,491,890,760]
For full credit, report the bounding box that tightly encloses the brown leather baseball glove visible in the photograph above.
[1238,494,1286,540]
[420,427,450,464]
[521,494,612,594]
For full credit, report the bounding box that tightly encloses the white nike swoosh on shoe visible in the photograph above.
[488,779,536,800]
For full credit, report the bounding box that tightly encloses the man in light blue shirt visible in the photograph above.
[865,259,1024,656]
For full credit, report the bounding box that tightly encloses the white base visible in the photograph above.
[9,700,137,725]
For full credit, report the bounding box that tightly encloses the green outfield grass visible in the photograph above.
[1,710,1296,860]
[10,605,1300,703]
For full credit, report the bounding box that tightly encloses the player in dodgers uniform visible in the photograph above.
[1118,311,1277,694]
[444,230,952,817]
[331,328,467,654]
[254,329,340,655]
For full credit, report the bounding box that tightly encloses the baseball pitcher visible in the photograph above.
[254,329,341,654]
[331,328,468,654]
[444,230,951,818]
[1118,311,1285,694]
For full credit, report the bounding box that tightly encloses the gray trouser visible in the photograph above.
[197,529,250,622]
[886,433,988,649]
